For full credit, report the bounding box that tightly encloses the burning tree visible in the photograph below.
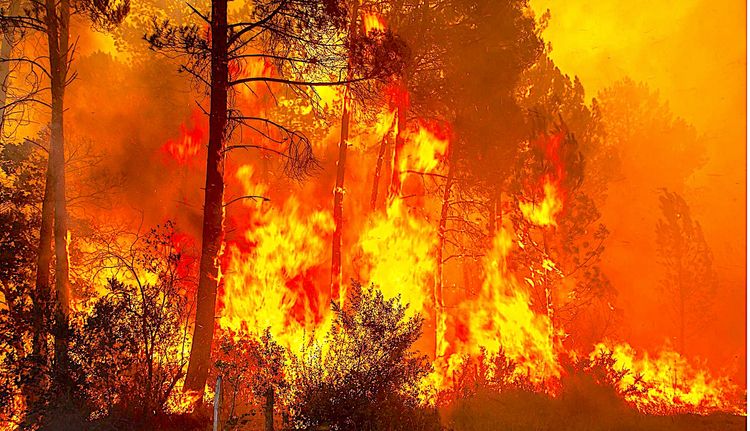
[146,0,405,396]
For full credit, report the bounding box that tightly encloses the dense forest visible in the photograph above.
[0,0,745,429]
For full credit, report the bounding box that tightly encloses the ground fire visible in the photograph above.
[0,0,745,430]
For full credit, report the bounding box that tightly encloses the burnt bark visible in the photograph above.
[330,97,350,306]
[330,0,359,307]
[264,387,274,431]
[435,144,455,351]
[387,105,405,200]
[369,116,395,211]
[184,0,229,394]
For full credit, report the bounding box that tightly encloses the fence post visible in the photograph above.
[213,375,222,431]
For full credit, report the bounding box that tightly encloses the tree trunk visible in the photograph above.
[33,156,54,360]
[264,387,274,431]
[435,145,455,357]
[45,0,71,388]
[488,186,502,237]
[330,0,359,307]
[330,97,350,307]
[184,0,229,394]
[387,106,405,200]
[370,115,396,211]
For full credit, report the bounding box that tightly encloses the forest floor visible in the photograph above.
[440,387,747,431]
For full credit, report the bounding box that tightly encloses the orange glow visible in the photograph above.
[434,230,561,391]
[219,165,335,351]
[363,12,386,35]
[519,178,563,226]
[161,110,205,165]
[591,342,743,415]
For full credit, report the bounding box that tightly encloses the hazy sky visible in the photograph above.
[530,0,746,379]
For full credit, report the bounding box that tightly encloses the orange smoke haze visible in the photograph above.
[531,0,746,389]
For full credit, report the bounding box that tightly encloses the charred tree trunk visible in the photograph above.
[370,115,395,211]
[330,95,350,307]
[45,0,71,388]
[184,0,228,394]
[434,145,455,358]
[488,186,502,237]
[330,0,359,307]
[388,106,405,200]
[264,387,274,431]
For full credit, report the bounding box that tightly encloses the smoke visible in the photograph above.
[531,0,746,385]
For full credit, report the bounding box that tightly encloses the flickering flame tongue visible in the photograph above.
[219,165,334,351]
[363,12,386,35]
[591,342,743,415]
[519,178,563,227]
[161,110,205,165]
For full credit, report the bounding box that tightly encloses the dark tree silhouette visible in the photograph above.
[656,189,716,355]
[0,0,129,399]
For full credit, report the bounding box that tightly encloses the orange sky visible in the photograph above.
[530,0,746,381]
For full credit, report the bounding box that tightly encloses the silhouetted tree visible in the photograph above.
[0,0,129,394]
[655,189,716,354]
[0,141,47,427]
[71,221,196,422]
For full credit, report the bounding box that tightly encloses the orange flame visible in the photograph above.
[591,342,744,415]
[519,177,564,226]
[161,110,205,165]
[363,12,386,35]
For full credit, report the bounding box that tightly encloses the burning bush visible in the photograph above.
[287,281,440,431]
[68,223,195,423]
[212,328,287,430]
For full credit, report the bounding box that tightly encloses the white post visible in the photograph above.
[213,375,222,431]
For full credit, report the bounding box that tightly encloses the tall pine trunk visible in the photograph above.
[264,388,274,431]
[435,145,454,356]
[45,0,71,387]
[33,157,53,360]
[330,0,358,307]
[184,0,228,394]
[387,106,405,200]
[330,96,350,306]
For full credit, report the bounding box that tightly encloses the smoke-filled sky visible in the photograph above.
[531,0,746,383]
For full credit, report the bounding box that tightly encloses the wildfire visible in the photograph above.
[219,165,335,351]
[363,12,386,35]
[161,110,205,165]
[435,230,561,390]
[591,342,744,415]
[357,198,437,317]
[519,177,564,227]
